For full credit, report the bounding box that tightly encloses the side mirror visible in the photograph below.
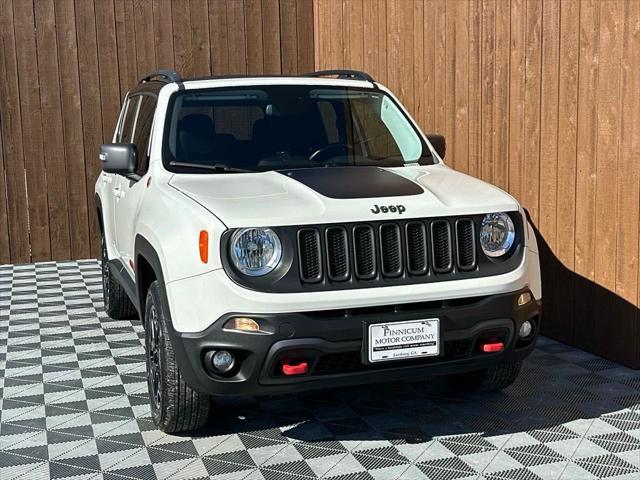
[100,143,137,175]
[426,133,446,159]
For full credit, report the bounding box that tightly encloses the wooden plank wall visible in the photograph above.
[0,0,314,264]
[314,0,640,368]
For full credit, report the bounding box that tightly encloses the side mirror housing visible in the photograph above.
[426,133,446,159]
[100,143,137,175]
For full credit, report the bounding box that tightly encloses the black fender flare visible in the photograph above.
[134,234,205,391]
[134,235,169,321]
[95,194,104,234]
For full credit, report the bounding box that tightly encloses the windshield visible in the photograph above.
[163,85,435,173]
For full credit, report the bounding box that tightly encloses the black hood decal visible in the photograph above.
[279,166,424,199]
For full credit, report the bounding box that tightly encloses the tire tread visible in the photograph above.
[101,237,137,320]
[147,281,209,432]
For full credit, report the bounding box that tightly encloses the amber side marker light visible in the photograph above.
[199,230,209,263]
[517,291,532,307]
[223,317,261,333]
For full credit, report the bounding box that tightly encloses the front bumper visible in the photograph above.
[166,288,541,396]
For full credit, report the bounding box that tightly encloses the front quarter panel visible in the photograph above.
[95,174,119,260]
[135,165,228,285]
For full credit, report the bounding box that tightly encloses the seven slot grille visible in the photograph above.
[297,218,478,284]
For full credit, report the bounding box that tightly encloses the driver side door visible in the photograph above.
[113,93,157,276]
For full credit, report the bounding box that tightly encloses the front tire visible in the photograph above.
[145,281,210,433]
[101,235,137,319]
[448,360,522,392]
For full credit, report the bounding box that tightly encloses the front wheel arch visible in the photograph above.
[95,194,104,234]
[134,235,170,327]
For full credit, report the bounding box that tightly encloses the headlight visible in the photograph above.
[230,227,282,276]
[480,213,515,257]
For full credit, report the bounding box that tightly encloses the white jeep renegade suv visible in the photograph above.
[96,69,542,433]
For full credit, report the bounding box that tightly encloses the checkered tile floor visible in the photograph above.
[1,261,640,480]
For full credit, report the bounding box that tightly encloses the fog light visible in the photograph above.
[224,317,260,333]
[517,291,532,307]
[211,350,235,373]
[519,320,533,338]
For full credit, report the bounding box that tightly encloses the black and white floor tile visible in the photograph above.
[1,260,639,480]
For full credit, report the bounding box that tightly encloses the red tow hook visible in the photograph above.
[282,360,309,376]
[480,342,505,353]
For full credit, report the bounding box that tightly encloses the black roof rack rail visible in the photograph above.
[304,69,376,83]
[138,69,182,84]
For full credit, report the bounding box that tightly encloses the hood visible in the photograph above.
[168,164,519,228]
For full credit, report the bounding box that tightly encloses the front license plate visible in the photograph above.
[367,319,440,363]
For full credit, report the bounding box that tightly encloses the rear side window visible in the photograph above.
[132,95,157,176]
[117,97,139,143]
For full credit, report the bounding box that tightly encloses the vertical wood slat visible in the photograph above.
[296,0,315,73]
[280,0,298,75]
[124,1,139,83]
[34,0,72,261]
[615,2,640,372]
[153,0,174,70]
[616,0,640,307]
[0,0,30,263]
[244,0,264,75]
[452,0,469,174]
[13,0,51,261]
[508,0,526,205]
[573,0,600,353]
[190,0,212,77]
[493,0,509,191]
[593,0,628,363]
[134,0,157,77]
[538,0,560,341]
[480,0,495,184]
[262,0,282,74]
[539,0,559,251]
[209,0,229,75]
[227,0,248,74]
[615,0,640,367]
[0,113,9,265]
[420,0,434,133]
[343,0,364,71]
[467,0,481,180]
[522,0,542,226]
[433,0,446,134]
[115,0,136,99]
[75,0,104,259]
[554,0,580,345]
[412,0,425,129]
[443,2,455,173]
[174,0,195,76]
[55,0,91,260]
[95,0,122,144]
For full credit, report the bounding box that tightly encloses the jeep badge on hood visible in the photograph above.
[371,204,406,214]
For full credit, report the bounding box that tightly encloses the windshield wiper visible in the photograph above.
[324,160,404,168]
[169,161,252,173]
